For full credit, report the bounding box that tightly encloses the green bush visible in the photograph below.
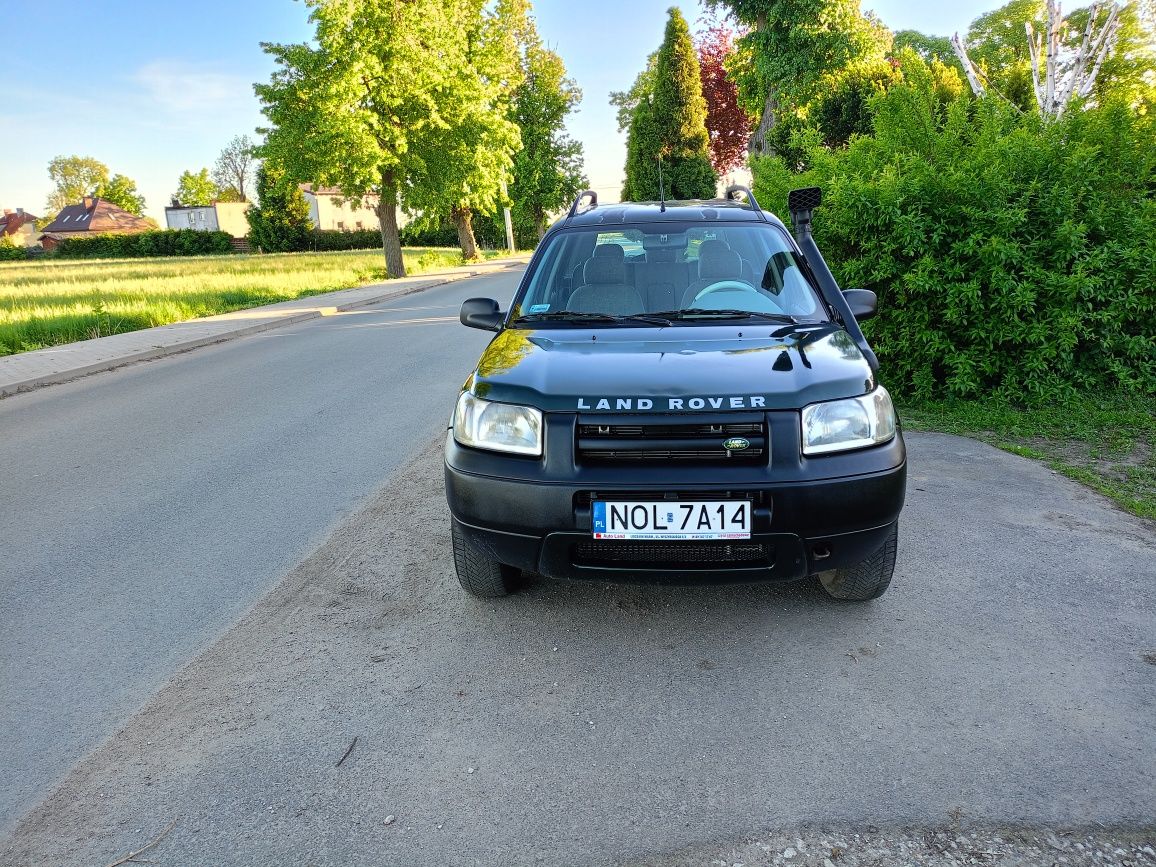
[753,56,1156,400]
[0,237,27,262]
[309,229,383,251]
[399,215,507,249]
[51,230,235,259]
[309,222,509,252]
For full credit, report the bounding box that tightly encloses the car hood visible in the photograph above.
[466,323,877,412]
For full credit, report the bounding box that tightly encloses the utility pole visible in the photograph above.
[500,179,515,254]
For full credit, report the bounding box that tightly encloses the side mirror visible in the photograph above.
[843,288,878,321]
[460,297,504,332]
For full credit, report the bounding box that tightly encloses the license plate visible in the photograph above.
[592,500,751,540]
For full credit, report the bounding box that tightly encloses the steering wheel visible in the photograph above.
[693,279,758,302]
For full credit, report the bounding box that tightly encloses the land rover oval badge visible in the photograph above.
[723,437,750,451]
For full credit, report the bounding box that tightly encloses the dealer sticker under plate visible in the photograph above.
[592,500,751,540]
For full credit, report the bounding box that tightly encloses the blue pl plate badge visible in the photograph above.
[528,303,551,313]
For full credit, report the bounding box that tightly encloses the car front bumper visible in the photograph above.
[444,413,907,585]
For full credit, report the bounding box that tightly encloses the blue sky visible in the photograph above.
[1,0,996,221]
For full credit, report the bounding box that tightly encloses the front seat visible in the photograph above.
[681,239,745,307]
[567,244,645,315]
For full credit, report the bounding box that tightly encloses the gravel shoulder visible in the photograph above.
[2,433,1153,866]
[629,828,1156,867]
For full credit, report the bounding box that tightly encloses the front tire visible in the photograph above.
[817,523,898,601]
[451,521,520,598]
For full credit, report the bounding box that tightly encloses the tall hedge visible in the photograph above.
[753,54,1156,400]
[309,225,507,252]
[51,230,235,259]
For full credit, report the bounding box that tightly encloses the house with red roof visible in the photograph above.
[0,208,41,247]
[38,197,153,251]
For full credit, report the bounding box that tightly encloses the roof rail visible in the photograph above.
[724,184,763,213]
[567,190,598,218]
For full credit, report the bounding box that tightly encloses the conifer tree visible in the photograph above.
[246,163,311,253]
[623,8,717,201]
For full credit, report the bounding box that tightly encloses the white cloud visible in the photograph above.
[132,60,255,116]
[2,61,266,220]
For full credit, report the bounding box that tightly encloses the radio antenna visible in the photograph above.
[657,155,666,212]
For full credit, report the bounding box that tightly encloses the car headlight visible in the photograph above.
[801,386,896,455]
[453,392,543,456]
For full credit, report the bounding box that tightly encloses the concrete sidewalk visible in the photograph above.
[0,255,528,398]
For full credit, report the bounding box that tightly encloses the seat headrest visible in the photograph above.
[584,243,626,285]
[697,239,742,280]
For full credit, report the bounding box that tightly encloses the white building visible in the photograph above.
[299,185,385,231]
[164,202,252,239]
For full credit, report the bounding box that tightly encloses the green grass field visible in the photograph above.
[0,247,505,356]
[902,392,1156,520]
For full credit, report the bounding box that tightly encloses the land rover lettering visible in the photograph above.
[575,396,767,411]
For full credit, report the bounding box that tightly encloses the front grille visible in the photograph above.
[576,413,767,464]
[573,540,771,568]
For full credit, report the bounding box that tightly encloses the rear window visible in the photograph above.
[513,223,826,321]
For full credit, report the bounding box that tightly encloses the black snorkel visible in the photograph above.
[788,187,879,372]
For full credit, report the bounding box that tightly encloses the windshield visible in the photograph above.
[512,223,827,324]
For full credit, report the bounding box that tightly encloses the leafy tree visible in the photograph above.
[257,0,521,274]
[956,0,1154,114]
[508,15,587,242]
[893,30,957,63]
[94,174,146,216]
[697,17,754,173]
[174,168,219,206]
[960,0,1042,108]
[706,0,891,152]
[402,0,525,259]
[809,58,902,148]
[1081,1,1156,109]
[214,186,246,203]
[246,163,311,253]
[623,7,717,201]
[212,135,257,202]
[46,155,109,212]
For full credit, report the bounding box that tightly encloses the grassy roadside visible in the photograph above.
[0,247,510,357]
[900,392,1156,520]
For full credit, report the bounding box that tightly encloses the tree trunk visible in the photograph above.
[376,170,406,279]
[749,91,778,156]
[748,13,777,157]
[535,212,549,240]
[451,206,479,261]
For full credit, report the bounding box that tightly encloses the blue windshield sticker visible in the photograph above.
[528,303,551,313]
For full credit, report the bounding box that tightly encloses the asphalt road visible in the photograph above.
[3,265,1155,865]
[0,269,513,832]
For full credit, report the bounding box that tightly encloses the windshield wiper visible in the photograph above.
[514,310,672,326]
[650,308,800,324]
